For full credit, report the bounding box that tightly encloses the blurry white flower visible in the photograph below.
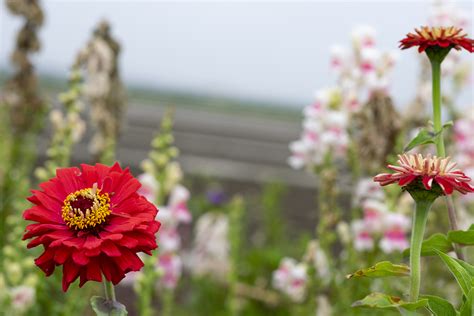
[362,199,389,233]
[272,257,308,303]
[167,185,192,224]
[352,25,376,48]
[330,45,348,71]
[351,220,374,251]
[10,286,35,312]
[159,227,181,253]
[360,48,380,74]
[336,221,351,245]
[158,253,183,289]
[354,177,385,205]
[138,173,159,203]
[186,212,230,280]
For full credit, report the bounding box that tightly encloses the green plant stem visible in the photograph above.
[162,289,173,316]
[103,280,116,302]
[431,60,444,156]
[409,200,432,301]
[430,59,464,261]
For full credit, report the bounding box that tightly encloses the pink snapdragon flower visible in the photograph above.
[351,220,375,251]
[362,199,389,233]
[353,177,386,205]
[186,212,230,280]
[10,286,35,312]
[158,253,183,289]
[380,213,411,253]
[351,199,411,253]
[272,258,308,303]
[352,25,376,48]
[289,88,349,170]
[137,173,192,289]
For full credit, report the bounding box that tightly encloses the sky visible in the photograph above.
[0,0,473,108]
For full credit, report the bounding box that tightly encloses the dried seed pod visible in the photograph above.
[350,91,401,174]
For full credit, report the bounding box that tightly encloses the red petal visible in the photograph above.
[83,235,102,250]
[422,176,434,190]
[435,177,454,195]
[53,247,72,264]
[398,174,417,186]
[56,167,83,193]
[62,259,81,291]
[72,250,90,265]
[101,240,121,257]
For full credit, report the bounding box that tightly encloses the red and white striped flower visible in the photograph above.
[374,153,474,195]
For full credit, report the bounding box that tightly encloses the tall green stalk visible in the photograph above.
[409,200,432,301]
[431,60,445,156]
[428,50,463,260]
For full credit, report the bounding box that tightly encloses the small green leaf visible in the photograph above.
[346,261,410,279]
[404,128,439,152]
[448,225,474,246]
[403,233,453,257]
[443,121,454,128]
[435,250,473,297]
[460,288,474,316]
[90,296,128,316]
[420,295,456,316]
[453,258,474,277]
[352,293,428,312]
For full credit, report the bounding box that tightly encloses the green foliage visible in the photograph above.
[352,292,428,313]
[434,250,473,298]
[403,233,453,257]
[347,261,410,279]
[261,182,287,246]
[228,196,245,316]
[421,295,457,316]
[403,122,452,152]
[459,288,474,316]
[448,225,474,246]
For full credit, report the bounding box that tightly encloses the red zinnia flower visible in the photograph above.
[23,163,160,291]
[374,153,474,195]
[399,26,474,53]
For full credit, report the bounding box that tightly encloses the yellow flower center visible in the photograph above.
[61,183,111,230]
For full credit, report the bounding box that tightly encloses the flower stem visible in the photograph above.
[103,280,116,302]
[409,200,432,301]
[430,57,464,260]
[431,60,445,156]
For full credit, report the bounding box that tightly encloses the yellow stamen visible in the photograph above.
[62,184,111,230]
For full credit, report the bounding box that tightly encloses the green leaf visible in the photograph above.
[443,121,454,128]
[346,261,410,279]
[420,295,456,316]
[404,128,439,152]
[435,250,473,297]
[460,288,474,316]
[352,293,428,312]
[90,296,128,316]
[403,233,453,257]
[453,258,474,277]
[448,225,474,246]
